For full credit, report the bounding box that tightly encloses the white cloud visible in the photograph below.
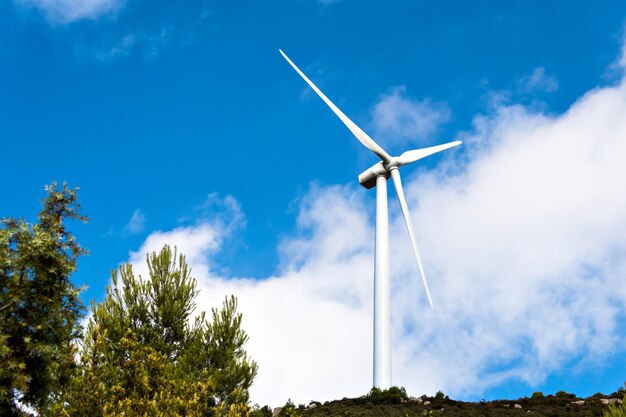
[370,86,451,149]
[124,209,145,235]
[14,0,123,23]
[124,47,626,407]
[518,67,559,93]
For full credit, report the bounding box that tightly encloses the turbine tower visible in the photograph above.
[280,50,461,389]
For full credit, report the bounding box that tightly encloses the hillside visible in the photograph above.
[254,387,626,417]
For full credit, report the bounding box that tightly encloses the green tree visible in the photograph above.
[366,386,408,404]
[279,399,300,417]
[52,245,257,416]
[435,390,448,401]
[0,183,86,414]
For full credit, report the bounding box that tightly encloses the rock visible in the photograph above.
[424,401,432,406]
[514,404,522,409]
[272,407,283,417]
[601,399,619,405]
[572,400,585,406]
[410,396,424,403]
[308,403,317,409]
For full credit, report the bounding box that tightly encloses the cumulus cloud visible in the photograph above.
[370,86,451,149]
[393,81,626,395]
[124,47,626,406]
[14,0,123,23]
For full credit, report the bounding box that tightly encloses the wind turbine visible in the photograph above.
[280,50,461,389]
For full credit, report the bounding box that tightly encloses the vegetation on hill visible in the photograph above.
[259,386,626,417]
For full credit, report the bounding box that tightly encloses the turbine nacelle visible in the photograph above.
[358,160,391,189]
[357,157,405,189]
[358,139,463,189]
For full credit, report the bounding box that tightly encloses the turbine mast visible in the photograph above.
[373,174,391,388]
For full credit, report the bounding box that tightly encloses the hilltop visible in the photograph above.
[253,386,626,417]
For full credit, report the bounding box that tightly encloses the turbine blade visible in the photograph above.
[389,169,434,308]
[397,140,462,166]
[279,49,392,163]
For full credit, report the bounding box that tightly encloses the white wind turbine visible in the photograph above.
[280,50,461,389]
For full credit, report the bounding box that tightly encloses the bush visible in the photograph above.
[366,386,408,404]
[603,395,626,417]
[435,391,448,401]
[556,391,576,400]
[280,399,300,417]
[532,392,545,400]
[251,405,272,417]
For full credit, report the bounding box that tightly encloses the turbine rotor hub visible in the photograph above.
[358,157,400,189]
[384,157,400,171]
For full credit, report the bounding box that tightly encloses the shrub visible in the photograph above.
[532,392,545,400]
[280,399,300,417]
[366,386,408,404]
[251,405,272,417]
[603,395,626,417]
[556,391,575,400]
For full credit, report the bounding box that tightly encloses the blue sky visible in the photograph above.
[2,0,626,406]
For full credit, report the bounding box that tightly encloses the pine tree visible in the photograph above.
[0,183,86,415]
[52,245,257,416]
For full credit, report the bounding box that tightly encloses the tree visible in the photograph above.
[531,392,545,400]
[366,386,408,404]
[0,183,86,414]
[278,399,300,417]
[52,245,257,416]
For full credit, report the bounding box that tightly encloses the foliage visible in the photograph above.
[556,391,577,400]
[250,404,273,417]
[297,388,622,417]
[603,396,626,417]
[610,386,626,398]
[0,183,86,414]
[366,386,409,404]
[532,392,546,399]
[435,390,449,401]
[279,399,300,417]
[51,245,257,416]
